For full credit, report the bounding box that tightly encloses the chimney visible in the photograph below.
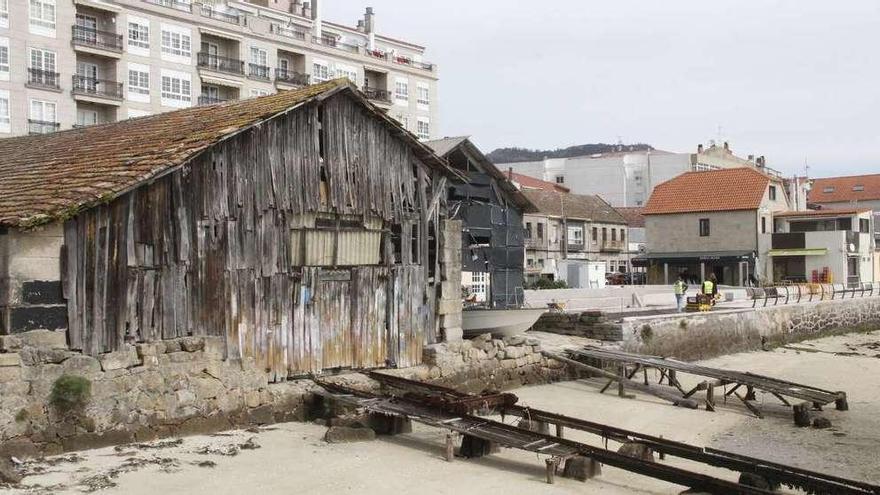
[356,19,365,32]
[302,2,311,19]
[364,7,376,49]
[757,156,765,167]
[291,0,301,15]
[748,154,754,161]
[311,0,321,37]
[508,167,513,181]
[697,144,703,153]
[723,141,729,151]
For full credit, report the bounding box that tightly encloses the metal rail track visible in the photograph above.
[366,371,878,495]
[318,379,774,494]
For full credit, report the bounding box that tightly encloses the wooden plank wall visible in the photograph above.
[61,93,441,378]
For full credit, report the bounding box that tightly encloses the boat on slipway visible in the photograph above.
[462,307,546,338]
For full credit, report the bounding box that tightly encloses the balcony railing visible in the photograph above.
[201,6,239,24]
[198,95,228,106]
[365,49,388,61]
[27,68,60,90]
[567,241,585,252]
[71,26,123,52]
[28,119,60,135]
[271,24,306,41]
[312,36,359,53]
[143,0,191,12]
[248,63,271,80]
[275,68,309,86]
[72,75,124,100]
[197,52,245,75]
[391,55,434,72]
[600,240,623,252]
[524,238,547,249]
[361,87,392,103]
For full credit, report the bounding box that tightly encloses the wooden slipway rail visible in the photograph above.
[561,346,849,420]
[366,372,879,495]
[318,381,773,495]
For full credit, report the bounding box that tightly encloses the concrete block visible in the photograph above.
[324,426,376,443]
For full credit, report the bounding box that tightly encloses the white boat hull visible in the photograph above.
[461,308,546,338]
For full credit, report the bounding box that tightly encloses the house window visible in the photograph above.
[860,219,870,233]
[0,38,8,80]
[395,80,408,102]
[0,0,8,28]
[312,61,329,82]
[470,272,488,302]
[416,84,429,106]
[128,18,150,52]
[761,216,767,234]
[160,26,191,60]
[823,186,835,193]
[592,227,598,243]
[29,0,56,33]
[568,226,584,245]
[249,47,267,66]
[335,66,357,83]
[249,89,269,98]
[555,175,565,184]
[397,114,408,130]
[128,68,149,94]
[76,109,98,127]
[853,185,865,192]
[620,229,625,243]
[416,118,429,140]
[699,218,710,237]
[525,222,532,239]
[537,223,544,239]
[29,99,56,123]
[278,58,289,72]
[0,90,10,133]
[30,47,56,72]
[769,185,777,200]
[601,227,607,241]
[160,70,191,107]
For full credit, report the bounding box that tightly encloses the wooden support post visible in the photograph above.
[771,392,791,407]
[835,394,849,411]
[793,403,811,427]
[445,433,455,462]
[617,365,626,398]
[556,424,565,438]
[643,367,649,386]
[705,383,716,412]
[545,457,558,484]
[735,392,764,418]
[658,436,666,460]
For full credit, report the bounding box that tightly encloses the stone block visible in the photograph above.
[324,426,376,443]
[61,355,101,375]
[61,430,136,452]
[247,405,275,425]
[618,442,654,462]
[562,456,602,481]
[503,335,526,346]
[18,329,68,349]
[0,456,23,484]
[442,327,463,343]
[437,298,462,316]
[180,337,205,352]
[136,342,165,358]
[500,359,518,369]
[99,346,140,371]
[0,352,21,367]
[0,335,22,352]
[203,337,225,358]
[175,414,232,437]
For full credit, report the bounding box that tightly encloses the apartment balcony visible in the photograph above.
[72,75,124,104]
[197,53,245,76]
[71,26,123,57]
[365,49,389,61]
[248,63,271,81]
[143,0,191,12]
[271,24,307,42]
[567,241,585,252]
[28,120,60,135]
[524,238,548,250]
[26,68,61,91]
[600,240,624,252]
[391,54,434,72]
[275,68,309,87]
[361,87,392,104]
[201,5,240,24]
[198,95,228,106]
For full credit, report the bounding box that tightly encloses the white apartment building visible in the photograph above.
[498,142,768,208]
[0,0,437,138]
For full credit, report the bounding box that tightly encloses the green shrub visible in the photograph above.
[527,278,568,290]
[14,409,29,423]
[50,375,91,413]
[640,324,653,342]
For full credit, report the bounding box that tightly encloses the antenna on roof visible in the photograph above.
[804,157,810,178]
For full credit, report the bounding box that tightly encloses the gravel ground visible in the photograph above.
[4,331,879,494]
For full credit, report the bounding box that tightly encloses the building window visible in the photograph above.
[620,229,625,243]
[823,186,835,193]
[395,114,408,130]
[769,185,777,200]
[853,185,865,192]
[29,0,56,33]
[0,38,8,80]
[470,272,488,302]
[611,229,617,241]
[128,18,150,52]
[699,218,710,237]
[249,89,269,98]
[29,99,56,123]
[860,218,870,233]
[761,216,767,234]
[525,222,532,239]
[278,58,289,72]
[335,66,357,84]
[128,65,150,100]
[568,226,584,245]
[312,61,329,82]
[76,109,98,127]
[160,70,191,107]
[416,84,429,106]
[395,80,408,102]
[249,47,267,66]
[0,0,8,28]
[0,90,10,133]
[592,227,598,243]
[537,223,544,239]
[160,26,191,60]
[416,118,430,140]
[555,175,565,184]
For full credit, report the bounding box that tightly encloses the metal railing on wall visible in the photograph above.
[746,282,880,308]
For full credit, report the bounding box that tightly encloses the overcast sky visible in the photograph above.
[324,1,880,177]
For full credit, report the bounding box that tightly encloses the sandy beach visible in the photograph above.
[6,330,880,494]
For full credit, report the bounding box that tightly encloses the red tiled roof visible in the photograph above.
[642,167,772,215]
[508,172,570,192]
[615,207,645,227]
[809,174,880,203]
[0,80,454,228]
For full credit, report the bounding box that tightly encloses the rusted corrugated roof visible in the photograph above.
[809,174,880,204]
[522,189,626,224]
[0,79,455,228]
[642,167,771,215]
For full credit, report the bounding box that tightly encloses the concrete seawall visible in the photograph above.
[619,297,880,361]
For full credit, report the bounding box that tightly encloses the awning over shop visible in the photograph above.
[768,248,828,257]
[632,250,754,267]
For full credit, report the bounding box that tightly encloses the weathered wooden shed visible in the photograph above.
[426,137,535,308]
[0,79,461,379]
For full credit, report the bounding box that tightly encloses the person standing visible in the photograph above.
[673,275,688,312]
[702,273,719,304]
